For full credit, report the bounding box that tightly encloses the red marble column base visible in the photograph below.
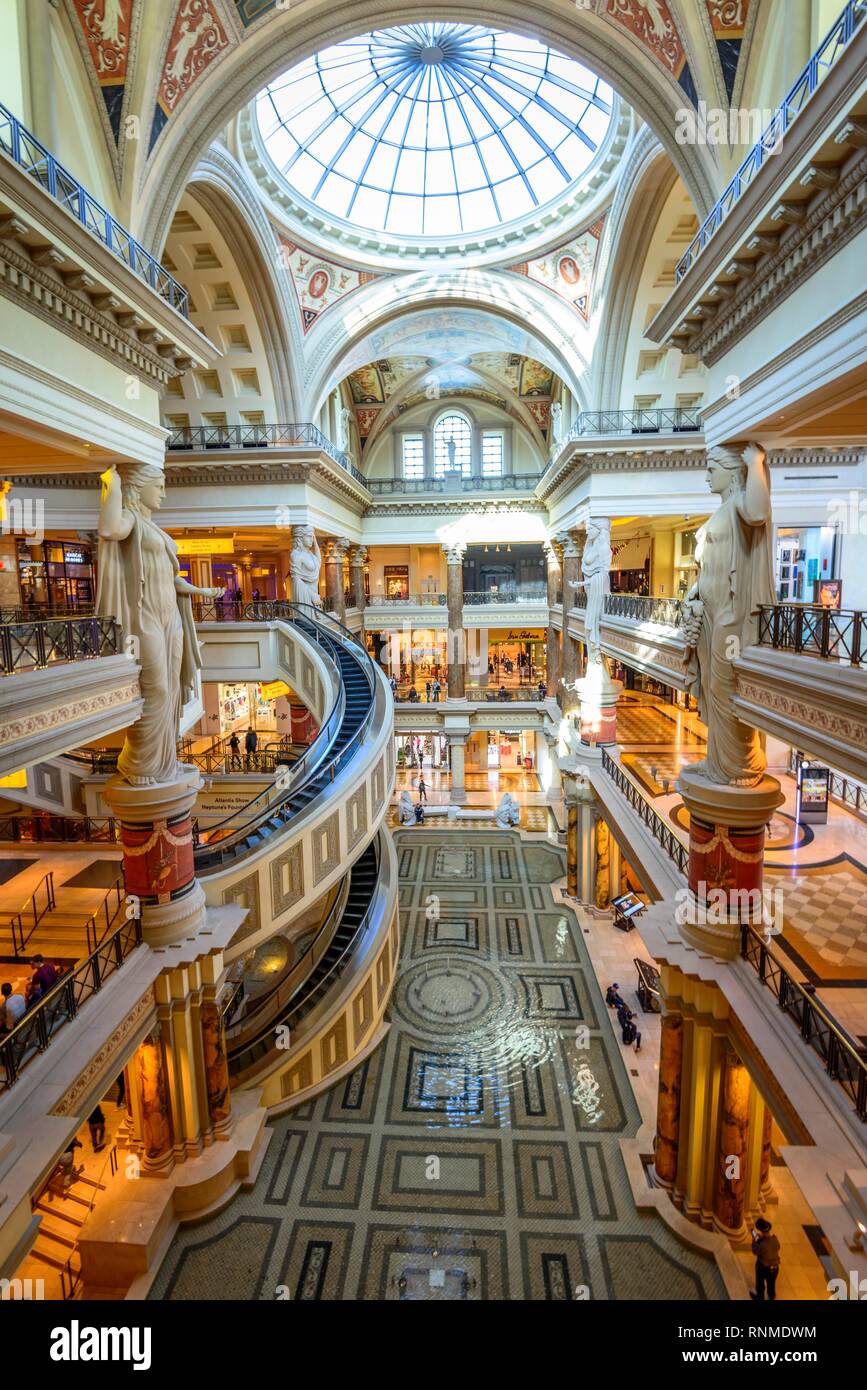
[676,767,784,960]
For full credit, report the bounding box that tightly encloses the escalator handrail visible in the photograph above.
[228,841,380,1074]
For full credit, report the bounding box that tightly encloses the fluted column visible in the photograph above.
[324,537,349,621]
[449,734,467,803]
[713,1045,751,1236]
[655,1011,684,1189]
[543,538,562,701]
[444,542,466,699]
[559,532,582,694]
[348,545,367,613]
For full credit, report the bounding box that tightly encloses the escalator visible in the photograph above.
[227,838,380,1078]
[194,606,377,872]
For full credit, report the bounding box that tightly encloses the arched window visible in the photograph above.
[433,412,472,478]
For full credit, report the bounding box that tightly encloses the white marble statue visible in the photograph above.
[681,442,775,786]
[97,464,222,785]
[337,407,353,453]
[495,792,521,827]
[551,401,563,443]
[289,526,322,609]
[568,518,611,666]
[398,790,415,824]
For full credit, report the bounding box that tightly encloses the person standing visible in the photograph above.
[417,774,427,803]
[750,1219,781,1301]
[425,680,431,702]
[88,1105,106,1153]
[228,730,241,769]
[0,981,26,1032]
[244,726,258,770]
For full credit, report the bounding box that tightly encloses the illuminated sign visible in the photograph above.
[175,537,235,556]
[258,680,290,701]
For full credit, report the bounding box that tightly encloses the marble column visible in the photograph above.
[137,1027,174,1173]
[544,734,561,801]
[677,768,785,960]
[559,532,582,695]
[562,764,597,902]
[713,1046,751,1236]
[543,538,562,700]
[444,542,466,699]
[449,735,467,804]
[655,1011,684,1189]
[201,992,232,1134]
[759,1100,774,1199]
[566,796,579,896]
[594,816,611,909]
[324,538,349,621]
[348,545,367,613]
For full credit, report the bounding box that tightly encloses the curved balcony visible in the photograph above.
[0,615,120,676]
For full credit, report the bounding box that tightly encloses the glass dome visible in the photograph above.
[255,24,614,240]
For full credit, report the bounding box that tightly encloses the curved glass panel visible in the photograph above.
[256,24,613,239]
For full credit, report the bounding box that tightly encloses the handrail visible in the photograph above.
[0,915,142,1089]
[740,920,867,1120]
[64,736,301,778]
[166,422,365,483]
[675,0,867,282]
[6,871,56,958]
[0,616,121,675]
[602,593,683,627]
[600,749,689,874]
[191,601,378,866]
[758,604,865,665]
[462,685,548,702]
[228,841,379,1077]
[0,101,189,316]
[84,876,126,955]
[545,407,703,469]
[366,473,542,494]
[0,813,120,845]
[227,877,350,1047]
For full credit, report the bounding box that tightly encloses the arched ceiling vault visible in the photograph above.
[136,2,720,256]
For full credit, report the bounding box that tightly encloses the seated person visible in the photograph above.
[0,981,26,1032]
[605,983,623,1010]
[30,955,58,995]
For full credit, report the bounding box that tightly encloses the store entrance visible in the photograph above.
[395,732,448,772]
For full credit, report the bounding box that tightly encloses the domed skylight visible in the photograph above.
[255,24,614,240]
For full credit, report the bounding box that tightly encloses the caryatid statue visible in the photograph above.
[289,525,322,609]
[337,406,353,454]
[681,442,775,787]
[568,518,611,667]
[97,463,223,785]
[551,401,563,443]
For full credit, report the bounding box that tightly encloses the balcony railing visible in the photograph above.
[0,914,142,1089]
[676,0,867,282]
[0,615,120,675]
[741,922,867,1121]
[465,685,548,702]
[758,604,865,665]
[546,408,703,470]
[0,101,189,317]
[601,749,689,873]
[368,593,446,607]
[604,593,683,627]
[165,422,365,483]
[366,473,542,494]
[464,587,547,605]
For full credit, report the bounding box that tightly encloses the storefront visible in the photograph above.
[483,628,546,686]
[18,539,96,612]
[774,525,838,604]
[368,628,448,687]
[395,731,448,769]
[217,681,279,735]
[466,728,535,772]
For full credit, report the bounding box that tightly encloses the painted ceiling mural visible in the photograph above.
[68,0,136,142]
[511,219,605,323]
[149,0,231,152]
[705,0,752,101]
[604,0,698,106]
[278,240,378,333]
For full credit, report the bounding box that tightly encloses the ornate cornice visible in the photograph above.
[0,679,141,748]
[52,984,156,1117]
[364,498,546,518]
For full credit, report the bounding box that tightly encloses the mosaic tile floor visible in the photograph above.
[149,831,727,1302]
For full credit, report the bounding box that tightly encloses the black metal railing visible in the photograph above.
[64,736,301,778]
[741,922,867,1120]
[0,813,120,845]
[0,615,120,675]
[546,408,703,470]
[758,604,865,665]
[0,102,189,316]
[166,422,365,483]
[4,871,56,958]
[602,593,683,627]
[676,0,867,281]
[464,685,548,702]
[366,473,542,494]
[84,876,126,955]
[367,593,447,607]
[600,749,689,873]
[0,915,142,1089]
[464,586,547,605]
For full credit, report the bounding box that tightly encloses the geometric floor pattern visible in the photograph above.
[149,831,727,1301]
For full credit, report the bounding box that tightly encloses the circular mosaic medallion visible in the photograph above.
[394,958,508,1037]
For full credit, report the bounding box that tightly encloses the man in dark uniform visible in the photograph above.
[750,1218,781,1301]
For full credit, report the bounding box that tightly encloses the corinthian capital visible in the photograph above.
[443,541,466,565]
[325,536,350,561]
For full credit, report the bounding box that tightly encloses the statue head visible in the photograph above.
[706,442,763,497]
[292,525,315,551]
[118,463,165,514]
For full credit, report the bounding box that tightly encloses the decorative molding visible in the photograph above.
[0,680,141,748]
[52,984,156,1116]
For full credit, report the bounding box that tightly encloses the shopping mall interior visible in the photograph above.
[0,0,865,1320]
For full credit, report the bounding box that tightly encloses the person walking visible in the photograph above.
[425,680,431,702]
[244,726,258,770]
[750,1219,781,1301]
[228,730,241,769]
[417,774,427,803]
[88,1104,106,1153]
[432,678,441,702]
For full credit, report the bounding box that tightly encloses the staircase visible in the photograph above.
[26,1166,108,1299]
